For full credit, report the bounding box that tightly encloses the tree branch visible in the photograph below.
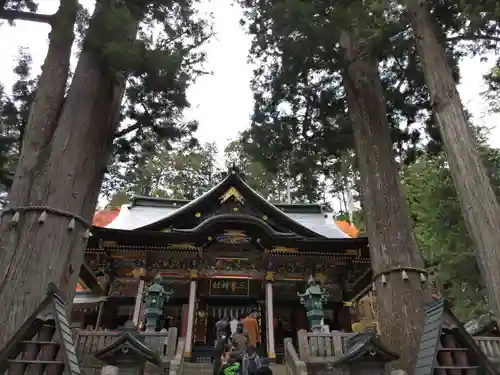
[114,87,156,139]
[0,9,54,24]
[446,34,500,43]
[114,123,143,139]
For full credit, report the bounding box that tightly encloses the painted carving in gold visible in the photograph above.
[219,186,245,205]
[351,291,379,333]
[166,243,199,251]
[216,230,251,244]
[270,246,298,253]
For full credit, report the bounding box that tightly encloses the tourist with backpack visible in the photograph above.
[219,350,242,375]
[241,344,262,375]
[232,323,249,359]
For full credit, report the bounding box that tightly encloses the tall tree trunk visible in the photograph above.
[406,0,500,320]
[0,2,130,348]
[340,31,427,374]
[5,0,77,211]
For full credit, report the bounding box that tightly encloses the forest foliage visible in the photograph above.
[1,0,500,325]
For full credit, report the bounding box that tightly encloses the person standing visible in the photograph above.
[219,351,242,375]
[242,310,260,348]
[232,323,249,359]
[216,316,231,344]
[241,344,262,375]
[230,316,240,336]
[213,341,231,375]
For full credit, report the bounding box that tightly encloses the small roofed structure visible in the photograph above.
[415,299,498,375]
[334,332,399,364]
[94,331,161,366]
[312,333,398,375]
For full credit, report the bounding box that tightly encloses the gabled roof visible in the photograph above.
[105,167,353,239]
[333,333,399,365]
[94,331,161,366]
[415,299,498,375]
[0,284,81,375]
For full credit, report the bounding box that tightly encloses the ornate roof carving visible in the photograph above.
[94,331,161,366]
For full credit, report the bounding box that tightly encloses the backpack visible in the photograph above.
[246,355,261,375]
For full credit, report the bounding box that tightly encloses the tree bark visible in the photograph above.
[406,0,500,321]
[6,0,77,209]
[0,1,128,348]
[340,31,427,374]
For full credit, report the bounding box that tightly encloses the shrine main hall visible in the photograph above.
[74,167,372,361]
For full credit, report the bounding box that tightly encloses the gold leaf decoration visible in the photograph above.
[219,186,245,205]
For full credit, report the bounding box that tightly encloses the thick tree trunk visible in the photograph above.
[406,0,500,320]
[6,0,77,207]
[340,31,427,374]
[0,2,128,348]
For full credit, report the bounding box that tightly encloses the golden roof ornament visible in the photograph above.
[219,186,245,205]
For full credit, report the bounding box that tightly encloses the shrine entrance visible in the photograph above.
[192,277,267,359]
[204,297,263,345]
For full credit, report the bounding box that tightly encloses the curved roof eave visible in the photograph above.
[170,213,300,239]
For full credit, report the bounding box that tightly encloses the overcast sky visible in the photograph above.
[1,0,499,159]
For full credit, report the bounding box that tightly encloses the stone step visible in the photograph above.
[182,362,285,375]
[271,363,287,375]
[182,362,213,375]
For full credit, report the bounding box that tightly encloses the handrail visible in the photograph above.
[284,338,307,375]
[297,330,356,361]
[169,337,186,375]
[474,336,500,362]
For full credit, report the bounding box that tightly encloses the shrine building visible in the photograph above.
[73,166,372,361]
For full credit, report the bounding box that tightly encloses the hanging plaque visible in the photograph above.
[210,278,250,297]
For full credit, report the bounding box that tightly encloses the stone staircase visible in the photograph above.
[270,363,287,375]
[181,361,286,375]
[182,362,213,375]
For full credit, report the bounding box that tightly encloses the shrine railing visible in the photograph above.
[474,336,500,362]
[73,327,177,367]
[297,330,356,362]
[296,332,500,363]
[169,337,186,375]
[284,338,308,375]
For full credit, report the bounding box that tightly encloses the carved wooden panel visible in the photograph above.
[109,278,139,297]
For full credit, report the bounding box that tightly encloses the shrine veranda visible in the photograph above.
[73,167,371,360]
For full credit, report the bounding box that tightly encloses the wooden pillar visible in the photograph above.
[94,301,105,330]
[133,280,145,328]
[266,281,276,360]
[95,270,112,330]
[184,279,197,358]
